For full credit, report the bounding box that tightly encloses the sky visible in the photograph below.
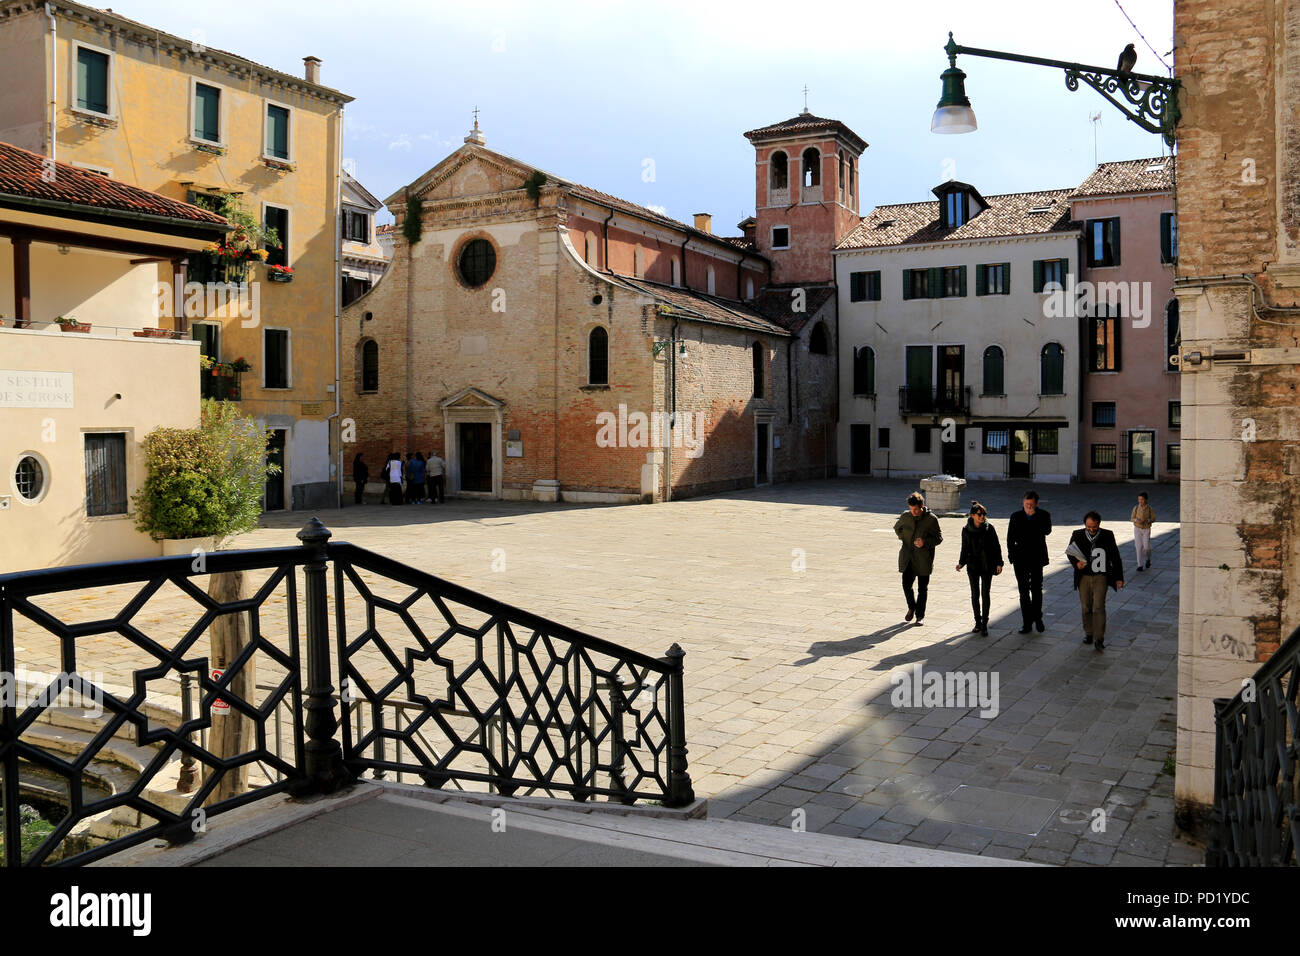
[104,0,1175,233]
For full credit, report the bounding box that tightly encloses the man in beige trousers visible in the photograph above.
[1131,492,1155,572]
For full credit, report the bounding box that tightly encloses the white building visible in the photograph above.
[341,169,390,306]
[834,181,1081,483]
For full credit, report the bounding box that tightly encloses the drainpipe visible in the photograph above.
[45,3,56,161]
[602,206,616,273]
[679,234,690,290]
[332,104,344,507]
[665,315,680,502]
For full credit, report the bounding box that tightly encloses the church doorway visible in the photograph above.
[458,422,493,492]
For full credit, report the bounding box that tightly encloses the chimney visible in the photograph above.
[304,56,321,84]
[693,213,713,234]
[738,217,756,242]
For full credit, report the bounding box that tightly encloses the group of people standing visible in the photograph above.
[895,489,1156,651]
[351,451,446,506]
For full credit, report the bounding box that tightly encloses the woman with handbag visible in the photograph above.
[956,501,1004,636]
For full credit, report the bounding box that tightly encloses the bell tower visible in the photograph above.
[744,108,867,284]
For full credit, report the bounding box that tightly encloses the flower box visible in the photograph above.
[133,328,175,338]
[58,323,91,333]
[267,270,293,283]
[262,158,295,172]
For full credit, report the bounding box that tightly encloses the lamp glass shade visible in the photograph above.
[931,105,978,133]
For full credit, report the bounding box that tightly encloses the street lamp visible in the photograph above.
[931,32,1181,146]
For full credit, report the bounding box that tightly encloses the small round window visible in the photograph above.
[15,456,44,500]
[458,238,496,287]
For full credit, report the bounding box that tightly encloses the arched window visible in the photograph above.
[585,231,598,266]
[671,257,681,287]
[588,327,608,385]
[853,346,875,395]
[706,265,716,295]
[809,321,829,355]
[1166,299,1179,370]
[770,150,788,190]
[838,150,846,203]
[982,345,1004,396]
[802,147,820,188]
[849,156,856,207]
[360,339,378,392]
[752,342,765,398]
[1040,343,1064,395]
[744,277,754,300]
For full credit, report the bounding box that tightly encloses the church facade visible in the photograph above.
[342,112,863,502]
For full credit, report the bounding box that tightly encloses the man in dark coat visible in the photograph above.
[352,453,369,505]
[956,501,1004,636]
[1068,511,1125,651]
[894,491,943,625]
[1006,490,1052,634]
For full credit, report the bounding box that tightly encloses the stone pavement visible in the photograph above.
[13,477,1200,865]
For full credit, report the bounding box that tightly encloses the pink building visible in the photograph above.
[1071,157,1179,483]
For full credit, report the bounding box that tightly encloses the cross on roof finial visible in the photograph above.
[472,105,480,127]
[802,85,810,115]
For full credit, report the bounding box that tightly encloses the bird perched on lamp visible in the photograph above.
[1117,43,1137,75]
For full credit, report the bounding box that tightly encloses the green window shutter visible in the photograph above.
[195,84,220,141]
[928,267,941,298]
[1001,262,1011,294]
[1033,260,1044,293]
[870,271,881,300]
[958,265,968,297]
[266,105,290,159]
[1111,219,1121,266]
[1062,257,1070,278]
[902,269,913,300]
[77,48,109,114]
[1160,213,1172,263]
[1114,315,1122,372]
[975,264,987,296]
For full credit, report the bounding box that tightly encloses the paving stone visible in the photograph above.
[860,819,915,844]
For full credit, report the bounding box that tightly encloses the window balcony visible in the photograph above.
[899,385,971,417]
[201,365,243,401]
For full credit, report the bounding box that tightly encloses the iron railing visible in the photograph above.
[1207,623,1300,866]
[899,385,971,416]
[0,520,692,866]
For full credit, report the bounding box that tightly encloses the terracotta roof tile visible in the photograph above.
[837,189,1076,249]
[744,112,867,151]
[0,140,229,228]
[1070,156,1174,197]
[614,276,790,336]
[567,184,763,259]
[748,284,835,334]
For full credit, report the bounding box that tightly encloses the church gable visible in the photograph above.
[406,148,538,204]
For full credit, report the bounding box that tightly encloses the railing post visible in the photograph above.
[290,518,349,795]
[1205,697,1229,867]
[663,644,694,808]
[176,671,197,793]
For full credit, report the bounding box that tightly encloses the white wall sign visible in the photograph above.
[0,370,74,408]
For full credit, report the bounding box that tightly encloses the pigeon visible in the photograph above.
[1117,43,1137,74]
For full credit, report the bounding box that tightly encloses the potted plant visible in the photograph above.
[133,327,174,338]
[133,400,280,801]
[266,264,293,283]
[55,315,91,333]
[231,358,252,373]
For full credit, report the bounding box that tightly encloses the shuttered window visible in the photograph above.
[265,329,290,389]
[266,104,290,160]
[77,48,110,114]
[263,206,289,268]
[1161,212,1178,264]
[194,83,221,142]
[84,433,127,517]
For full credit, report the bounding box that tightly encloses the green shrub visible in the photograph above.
[401,195,424,245]
[133,399,279,546]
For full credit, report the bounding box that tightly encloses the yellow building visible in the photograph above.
[0,141,230,573]
[0,0,354,510]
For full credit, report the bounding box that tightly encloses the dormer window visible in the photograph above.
[944,191,967,228]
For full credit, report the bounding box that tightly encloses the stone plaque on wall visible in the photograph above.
[301,403,323,416]
[0,370,74,408]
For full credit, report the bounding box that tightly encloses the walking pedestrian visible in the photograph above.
[894,491,942,625]
[409,452,427,503]
[956,501,1003,636]
[1131,492,1155,572]
[427,448,445,503]
[385,452,404,506]
[403,453,417,504]
[1067,511,1125,651]
[1007,490,1052,634]
[352,453,369,505]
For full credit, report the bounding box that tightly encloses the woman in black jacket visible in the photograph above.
[956,501,1004,636]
